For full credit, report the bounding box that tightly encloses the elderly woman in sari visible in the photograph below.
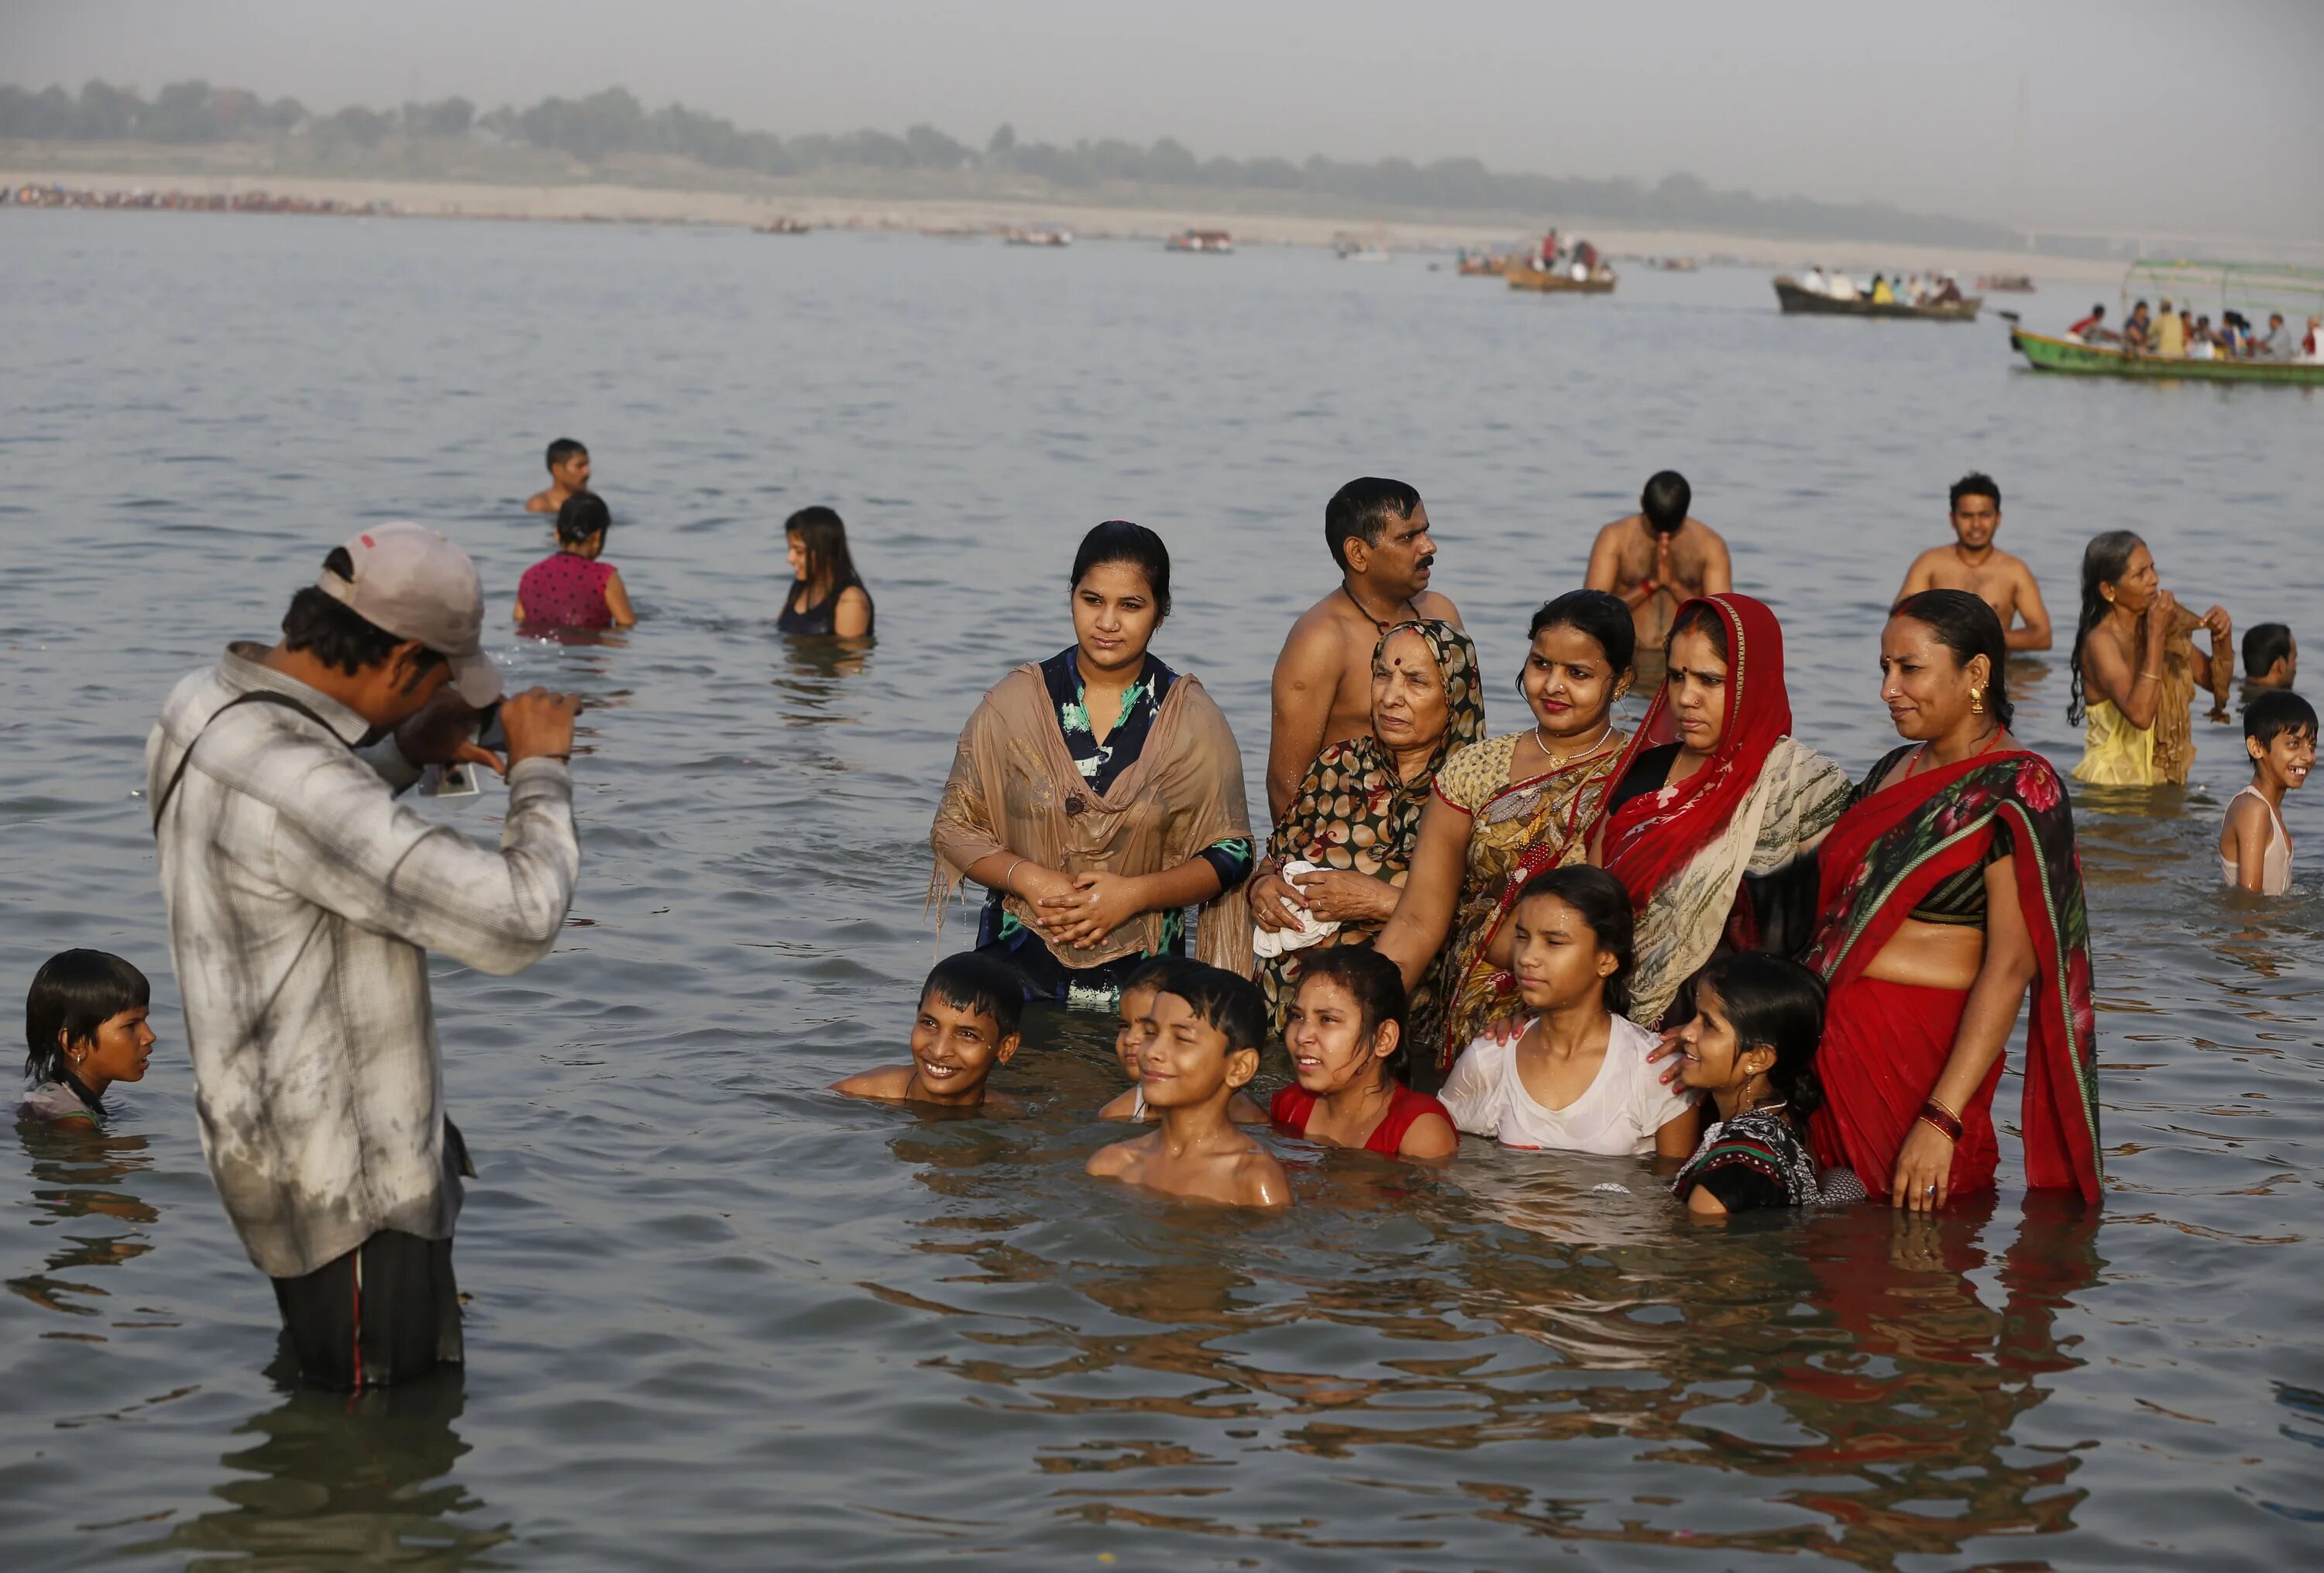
[1804,590,2102,1210]
[1246,620,1486,1041]
[931,521,1254,1007]
[1593,593,1851,1029]
[1370,590,1636,1086]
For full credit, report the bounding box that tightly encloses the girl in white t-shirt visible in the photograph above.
[1440,866,1700,1158]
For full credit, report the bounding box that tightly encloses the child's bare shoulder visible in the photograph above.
[1097,1086,1145,1122]
[1087,1133,1151,1176]
[1226,1089,1268,1124]
[833,1064,916,1100]
[1232,1145,1294,1209]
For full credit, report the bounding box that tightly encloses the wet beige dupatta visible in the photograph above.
[930,665,1255,975]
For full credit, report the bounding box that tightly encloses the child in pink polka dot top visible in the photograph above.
[516,492,636,630]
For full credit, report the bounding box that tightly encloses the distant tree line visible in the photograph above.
[0,77,2021,247]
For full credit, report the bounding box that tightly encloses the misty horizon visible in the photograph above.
[5,0,2319,244]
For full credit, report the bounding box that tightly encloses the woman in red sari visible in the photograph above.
[1803,590,2102,1210]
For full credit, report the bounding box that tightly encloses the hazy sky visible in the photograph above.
[7,0,2320,241]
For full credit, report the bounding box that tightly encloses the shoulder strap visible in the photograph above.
[151,690,353,831]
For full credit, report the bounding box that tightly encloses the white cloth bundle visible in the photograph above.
[1250,859,1342,959]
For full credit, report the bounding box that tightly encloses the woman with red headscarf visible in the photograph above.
[1593,594,1851,1028]
[1802,590,2102,1210]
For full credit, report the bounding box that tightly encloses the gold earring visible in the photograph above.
[1970,686,1985,716]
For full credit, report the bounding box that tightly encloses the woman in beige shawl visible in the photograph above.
[931,522,1255,1007]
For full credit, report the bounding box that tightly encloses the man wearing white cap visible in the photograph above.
[147,522,583,1389]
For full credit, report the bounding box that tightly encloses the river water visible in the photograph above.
[2,212,2319,1570]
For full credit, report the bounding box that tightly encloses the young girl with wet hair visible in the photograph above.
[516,491,637,630]
[20,948,156,1126]
[1667,953,1865,1213]
[1439,866,1698,1158]
[1274,946,1456,1158]
[778,506,875,638]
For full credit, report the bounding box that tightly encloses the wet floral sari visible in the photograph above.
[1803,749,2102,1203]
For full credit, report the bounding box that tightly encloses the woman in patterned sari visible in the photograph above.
[1247,620,1486,1041]
[1595,593,1851,1029]
[1372,590,1635,1086]
[1804,590,2102,1208]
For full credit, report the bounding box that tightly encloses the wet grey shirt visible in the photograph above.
[148,645,579,1279]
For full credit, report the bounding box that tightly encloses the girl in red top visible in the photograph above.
[516,492,636,630]
[1274,946,1456,1159]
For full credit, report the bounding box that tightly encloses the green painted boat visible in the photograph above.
[2011,329,2324,385]
[2007,259,2324,384]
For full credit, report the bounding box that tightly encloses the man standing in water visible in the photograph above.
[1267,477,1463,821]
[1583,470,1731,655]
[1893,473,2053,651]
[149,523,583,1389]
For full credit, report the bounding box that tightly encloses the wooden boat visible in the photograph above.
[1167,229,1232,253]
[753,216,810,235]
[1774,277,1982,321]
[1004,225,1074,247]
[1507,263,1616,294]
[1456,253,1515,277]
[2010,329,2324,385]
[2006,261,2324,384]
[1977,273,2036,293]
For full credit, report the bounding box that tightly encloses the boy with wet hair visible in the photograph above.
[526,437,591,515]
[2220,690,2315,895]
[1088,964,1291,1207]
[835,952,1023,1109]
[2243,623,2297,689]
[19,949,156,1125]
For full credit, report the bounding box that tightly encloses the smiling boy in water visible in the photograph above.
[1088,964,1291,1207]
[834,953,1023,1109]
[2220,690,2315,895]
[1098,958,1265,1124]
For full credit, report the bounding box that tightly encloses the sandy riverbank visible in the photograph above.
[4,165,2144,284]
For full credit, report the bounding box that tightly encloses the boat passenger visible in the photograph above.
[2068,530,2233,788]
[1666,954,1865,1213]
[1583,469,1733,655]
[932,521,1255,1008]
[1930,275,1964,305]
[1593,594,1852,1029]
[1372,591,1635,1085]
[2243,623,2297,689]
[1439,866,1699,1159]
[2254,312,2288,356]
[2220,690,2314,896]
[1274,947,1457,1160]
[1803,590,2101,1209]
[1827,272,1861,301]
[1803,266,1828,294]
[515,492,637,630]
[2305,315,2322,361]
[1250,618,1485,1043]
[1894,473,2052,652]
[2066,304,2112,343]
[2188,315,2217,360]
[2155,306,2188,357]
[525,437,590,515]
[2121,299,2153,351]
[19,949,155,1127]
[1870,274,1896,305]
[1267,477,1464,821]
[777,506,875,638]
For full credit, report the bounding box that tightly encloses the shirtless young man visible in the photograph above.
[1267,477,1463,821]
[1582,470,1731,653]
[1893,473,2053,652]
[525,438,591,515]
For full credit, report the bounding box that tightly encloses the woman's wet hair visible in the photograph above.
[2243,622,2293,680]
[25,949,149,1084]
[784,506,863,596]
[1687,953,1827,1129]
[1892,588,2014,728]
[1512,865,1635,1015]
[1664,597,1730,664]
[920,952,1024,1041]
[554,490,612,549]
[1070,520,1171,620]
[2246,689,2319,749]
[1325,477,1422,570]
[1527,588,1636,680]
[1640,470,1690,535]
[1294,946,1412,1082]
[2069,529,2147,725]
[280,546,449,680]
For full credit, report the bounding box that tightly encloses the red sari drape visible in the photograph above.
[1802,749,2102,1203]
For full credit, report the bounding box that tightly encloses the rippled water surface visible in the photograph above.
[3,212,2321,1570]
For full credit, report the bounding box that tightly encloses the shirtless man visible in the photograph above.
[525,437,590,515]
[1582,470,1731,653]
[1267,477,1463,821]
[1893,473,2053,652]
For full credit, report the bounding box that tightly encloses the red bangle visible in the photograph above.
[1917,1098,1963,1143]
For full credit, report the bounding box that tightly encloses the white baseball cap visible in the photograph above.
[318,522,503,707]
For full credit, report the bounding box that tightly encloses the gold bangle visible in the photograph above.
[2138,670,2161,680]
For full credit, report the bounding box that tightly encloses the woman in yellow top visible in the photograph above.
[2068,531,2232,787]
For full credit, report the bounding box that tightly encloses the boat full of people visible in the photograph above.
[1506,228,1616,294]
[1976,273,2036,293]
[1003,225,1074,247]
[2009,260,2324,385]
[1776,269,1980,321]
[1167,229,1233,253]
